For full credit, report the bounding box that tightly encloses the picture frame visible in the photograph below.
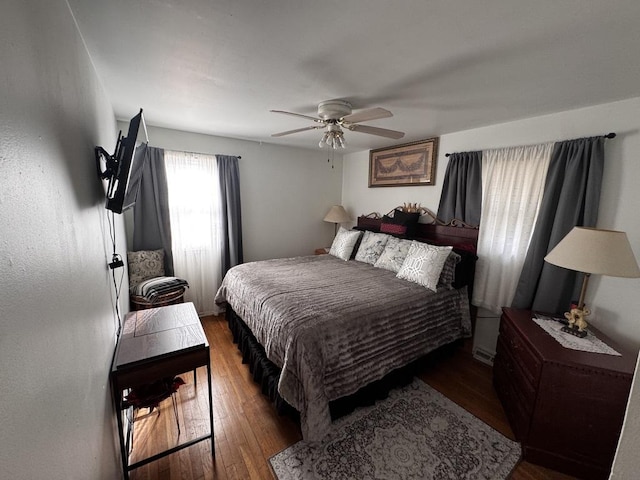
[369,137,439,187]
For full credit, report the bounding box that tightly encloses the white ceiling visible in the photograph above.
[67,0,640,153]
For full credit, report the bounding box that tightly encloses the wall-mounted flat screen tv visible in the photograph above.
[95,108,145,214]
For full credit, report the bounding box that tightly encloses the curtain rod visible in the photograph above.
[163,147,241,159]
[444,132,616,157]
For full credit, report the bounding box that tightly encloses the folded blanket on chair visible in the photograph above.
[133,276,189,301]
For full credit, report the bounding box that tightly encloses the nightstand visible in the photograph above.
[314,248,329,255]
[493,308,635,480]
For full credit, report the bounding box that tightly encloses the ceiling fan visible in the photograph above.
[271,100,405,149]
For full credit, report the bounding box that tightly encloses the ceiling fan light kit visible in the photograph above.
[271,100,405,149]
[319,123,346,149]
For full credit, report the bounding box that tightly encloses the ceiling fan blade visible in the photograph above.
[270,110,323,123]
[341,107,392,124]
[346,124,405,139]
[271,125,322,137]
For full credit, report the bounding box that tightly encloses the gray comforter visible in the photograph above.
[214,254,471,441]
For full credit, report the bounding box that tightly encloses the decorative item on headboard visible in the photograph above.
[361,206,478,229]
[401,202,420,213]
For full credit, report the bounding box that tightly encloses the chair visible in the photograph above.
[127,250,189,311]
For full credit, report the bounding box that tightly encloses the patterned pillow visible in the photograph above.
[127,249,165,288]
[355,231,389,265]
[397,242,453,291]
[329,228,362,261]
[374,237,413,273]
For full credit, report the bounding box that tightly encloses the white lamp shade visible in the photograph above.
[323,205,351,224]
[544,227,640,278]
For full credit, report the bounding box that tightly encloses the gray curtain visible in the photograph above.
[437,151,483,226]
[511,136,605,314]
[132,144,174,275]
[217,155,243,276]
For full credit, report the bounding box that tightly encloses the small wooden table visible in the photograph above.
[110,303,214,479]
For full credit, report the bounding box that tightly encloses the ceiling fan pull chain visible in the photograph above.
[325,144,334,169]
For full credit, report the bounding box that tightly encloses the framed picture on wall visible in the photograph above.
[369,137,439,187]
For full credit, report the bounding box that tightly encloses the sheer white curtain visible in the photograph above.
[472,144,553,314]
[164,151,222,315]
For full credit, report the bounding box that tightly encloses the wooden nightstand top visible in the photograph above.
[501,307,636,376]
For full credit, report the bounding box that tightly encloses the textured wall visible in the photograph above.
[0,1,124,478]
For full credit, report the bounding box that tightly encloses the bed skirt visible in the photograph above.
[225,307,459,425]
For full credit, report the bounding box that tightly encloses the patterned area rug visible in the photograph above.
[270,379,521,480]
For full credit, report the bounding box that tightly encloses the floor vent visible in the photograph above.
[473,347,495,366]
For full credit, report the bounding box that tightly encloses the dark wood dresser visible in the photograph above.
[493,308,636,480]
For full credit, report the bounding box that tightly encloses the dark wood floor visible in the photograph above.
[127,314,576,480]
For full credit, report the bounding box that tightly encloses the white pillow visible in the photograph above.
[397,242,453,291]
[355,231,389,265]
[329,227,362,261]
[374,237,413,273]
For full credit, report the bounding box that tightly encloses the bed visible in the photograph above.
[214,212,478,441]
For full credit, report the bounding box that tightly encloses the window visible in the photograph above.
[164,151,222,315]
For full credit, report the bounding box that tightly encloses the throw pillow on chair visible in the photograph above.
[127,250,189,310]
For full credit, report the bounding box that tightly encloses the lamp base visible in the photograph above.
[561,325,588,338]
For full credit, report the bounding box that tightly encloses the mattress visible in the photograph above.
[215,254,471,440]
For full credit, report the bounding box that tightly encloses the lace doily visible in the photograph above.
[533,314,620,356]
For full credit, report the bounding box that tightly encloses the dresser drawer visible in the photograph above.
[495,337,538,401]
[499,315,542,385]
[493,355,535,440]
[493,339,536,441]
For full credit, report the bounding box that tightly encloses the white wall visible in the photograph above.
[0,1,125,478]
[120,125,344,261]
[612,353,640,479]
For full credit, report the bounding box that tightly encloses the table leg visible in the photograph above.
[111,379,130,480]
[207,358,215,458]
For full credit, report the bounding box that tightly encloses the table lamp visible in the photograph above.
[323,205,352,235]
[544,227,640,337]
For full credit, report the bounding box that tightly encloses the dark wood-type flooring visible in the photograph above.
[126,314,577,480]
